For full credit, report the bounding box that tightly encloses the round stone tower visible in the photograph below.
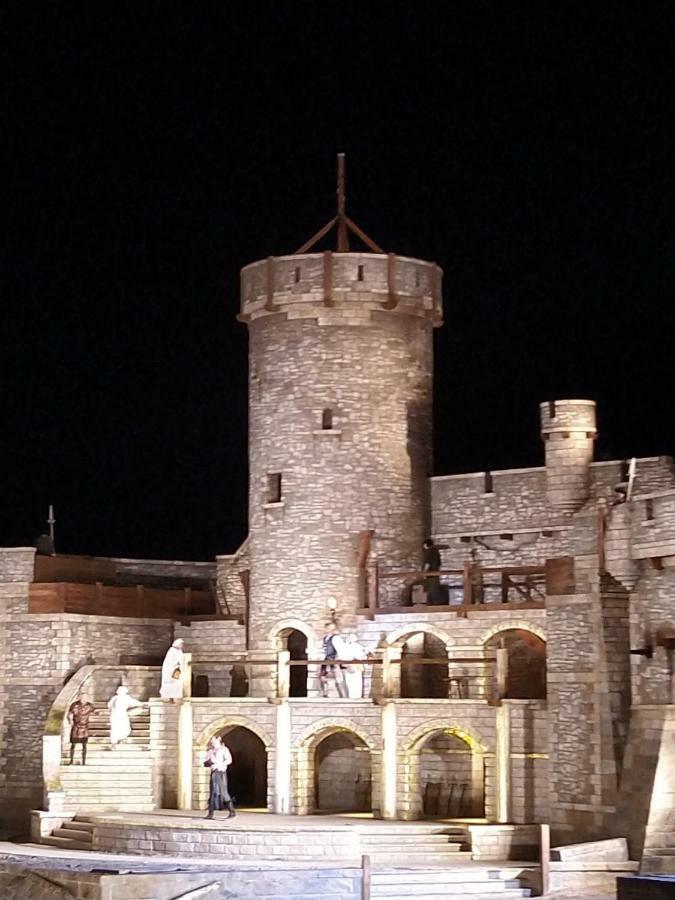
[239,236,443,649]
[540,399,597,512]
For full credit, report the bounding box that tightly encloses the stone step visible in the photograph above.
[41,835,95,851]
[368,851,472,865]
[373,871,525,884]
[371,892,530,899]
[52,827,94,843]
[61,766,153,775]
[61,804,156,813]
[361,832,463,847]
[66,820,95,832]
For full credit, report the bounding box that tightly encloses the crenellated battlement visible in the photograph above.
[239,252,443,326]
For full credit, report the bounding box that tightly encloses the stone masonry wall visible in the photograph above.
[0,548,174,829]
[616,705,675,869]
[245,252,439,647]
[431,457,673,557]
[216,540,249,618]
[545,559,631,844]
[631,568,675,705]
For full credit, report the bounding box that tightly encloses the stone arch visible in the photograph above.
[479,620,546,645]
[196,715,273,751]
[268,618,319,649]
[483,624,547,700]
[193,716,274,811]
[403,719,488,754]
[384,622,453,649]
[383,625,452,699]
[269,619,319,698]
[400,720,488,821]
[296,717,378,753]
[294,718,379,815]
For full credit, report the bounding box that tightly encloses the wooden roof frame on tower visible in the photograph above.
[294,154,385,255]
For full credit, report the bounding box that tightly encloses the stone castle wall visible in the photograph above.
[0,549,175,829]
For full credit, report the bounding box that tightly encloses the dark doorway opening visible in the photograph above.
[287,628,308,697]
[220,726,268,808]
[315,731,372,812]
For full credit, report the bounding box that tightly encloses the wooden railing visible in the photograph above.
[366,562,550,616]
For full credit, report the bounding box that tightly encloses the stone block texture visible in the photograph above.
[242,251,442,647]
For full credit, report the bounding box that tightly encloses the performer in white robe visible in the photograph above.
[107,686,142,747]
[160,638,185,700]
[334,633,368,699]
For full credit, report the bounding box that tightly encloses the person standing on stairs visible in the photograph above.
[107,685,144,748]
[203,734,236,820]
[66,692,95,765]
[160,638,185,701]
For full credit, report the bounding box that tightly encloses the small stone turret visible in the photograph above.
[540,399,597,512]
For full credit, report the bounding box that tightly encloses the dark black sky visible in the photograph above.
[3,2,675,560]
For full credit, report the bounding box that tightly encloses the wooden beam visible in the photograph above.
[294,216,337,255]
[337,153,349,252]
[344,215,385,254]
[323,251,334,306]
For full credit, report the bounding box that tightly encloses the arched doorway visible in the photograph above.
[286,629,308,697]
[419,730,484,818]
[315,731,372,813]
[401,632,447,698]
[486,629,547,699]
[219,726,268,808]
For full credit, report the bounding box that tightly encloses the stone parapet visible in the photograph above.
[0,547,36,583]
[240,252,442,326]
[631,489,675,560]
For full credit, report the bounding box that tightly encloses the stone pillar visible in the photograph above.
[275,700,292,814]
[496,647,509,700]
[0,547,37,828]
[380,701,398,819]
[495,703,512,823]
[382,647,401,699]
[546,552,631,843]
[176,654,193,810]
[277,650,290,699]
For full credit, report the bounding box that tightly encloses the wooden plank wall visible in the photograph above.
[28,582,214,619]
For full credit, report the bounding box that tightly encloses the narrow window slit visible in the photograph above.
[322,408,333,430]
[484,471,493,493]
[357,265,364,281]
[267,473,282,504]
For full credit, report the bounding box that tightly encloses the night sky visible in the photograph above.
[3,3,675,561]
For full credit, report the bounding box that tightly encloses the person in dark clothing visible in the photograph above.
[320,624,347,698]
[204,735,235,819]
[67,693,95,765]
[422,538,444,605]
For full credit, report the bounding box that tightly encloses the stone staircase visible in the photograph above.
[361,825,531,899]
[370,868,532,898]
[41,815,94,851]
[54,703,155,816]
[359,823,470,865]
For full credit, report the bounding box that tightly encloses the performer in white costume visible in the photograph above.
[107,686,143,747]
[160,638,185,700]
[333,633,368,699]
